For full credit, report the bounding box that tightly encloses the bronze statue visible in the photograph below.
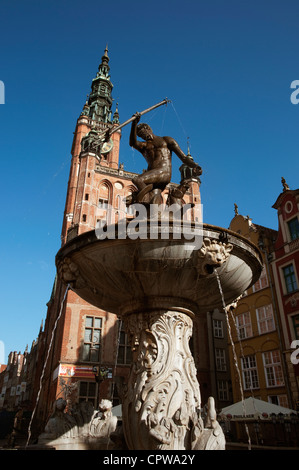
[128,113,202,205]
[281,177,290,192]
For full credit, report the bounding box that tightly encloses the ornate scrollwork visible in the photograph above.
[121,310,202,450]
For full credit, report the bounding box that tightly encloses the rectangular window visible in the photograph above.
[117,321,132,365]
[215,348,227,371]
[78,381,97,408]
[213,319,224,338]
[256,304,275,334]
[218,380,229,401]
[252,267,268,292]
[82,316,102,362]
[97,198,109,225]
[268,394,288,408]
[241,355,259,390]
[288,217,299,241]
[263,351,285,387]
[283,264,298,294]
[98,198,109,210]
[292,315,299,340]
[236,312,253,339]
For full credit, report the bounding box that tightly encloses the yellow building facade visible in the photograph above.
[228,212,291,408]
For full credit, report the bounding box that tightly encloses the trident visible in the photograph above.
[92,98,171,144]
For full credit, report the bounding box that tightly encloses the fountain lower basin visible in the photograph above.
[55,220,262,450]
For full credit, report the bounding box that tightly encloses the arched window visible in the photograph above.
[97,180,113,225]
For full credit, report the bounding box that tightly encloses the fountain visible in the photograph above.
[55,113,263,450]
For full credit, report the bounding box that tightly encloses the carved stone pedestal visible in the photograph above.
[121,307,202,450]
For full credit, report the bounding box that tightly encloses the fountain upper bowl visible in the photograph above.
[56,222,263,316]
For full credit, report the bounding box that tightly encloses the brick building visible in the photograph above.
[0,334,44,407]
[271,178,299,409]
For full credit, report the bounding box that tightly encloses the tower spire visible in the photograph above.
[98,44,110,77]
[113,101,120,124]
[87,45,114,123]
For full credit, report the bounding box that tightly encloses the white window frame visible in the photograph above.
[287,216,299,242]
[236,312,253,339]
[218,380,229,401]
[252,266,268,292]
[82,316,102,363]
[256,304,276,334]
[213,319,224,338]
[215,348,227,371]
[263,350,285,388]
[241,355,259,390]
[280,262,298,295]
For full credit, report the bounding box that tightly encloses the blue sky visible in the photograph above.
[0,0,299,361]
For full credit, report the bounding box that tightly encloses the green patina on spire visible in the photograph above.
[87,45,114,123]
[113,102,120,124]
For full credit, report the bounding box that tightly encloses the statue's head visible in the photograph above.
[137,123,153,141]
[55,398,67,412]
[99,399,112,412]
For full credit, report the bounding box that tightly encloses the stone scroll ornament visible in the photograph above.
[121,310,225,450]
[121,310,201,450]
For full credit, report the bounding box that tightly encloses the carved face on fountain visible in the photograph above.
[198,238,234,275]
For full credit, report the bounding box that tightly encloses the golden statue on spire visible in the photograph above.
[281,177,290,192]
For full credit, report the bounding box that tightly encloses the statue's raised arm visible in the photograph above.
[164,136,202,177]
[129,113,144,151]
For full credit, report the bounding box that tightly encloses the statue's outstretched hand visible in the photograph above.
[133,112,141,123]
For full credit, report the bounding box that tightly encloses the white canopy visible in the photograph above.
[112,404,122,419]
[220,397,297,420]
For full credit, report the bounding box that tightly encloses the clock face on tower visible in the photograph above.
[101,138,113,154]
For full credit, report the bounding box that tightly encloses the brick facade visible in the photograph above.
[271,181,299,409]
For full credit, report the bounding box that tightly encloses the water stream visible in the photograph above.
[111,319,122,404]
[215,270,252,450]
[25,284,70,448]
[228,308,260,418]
